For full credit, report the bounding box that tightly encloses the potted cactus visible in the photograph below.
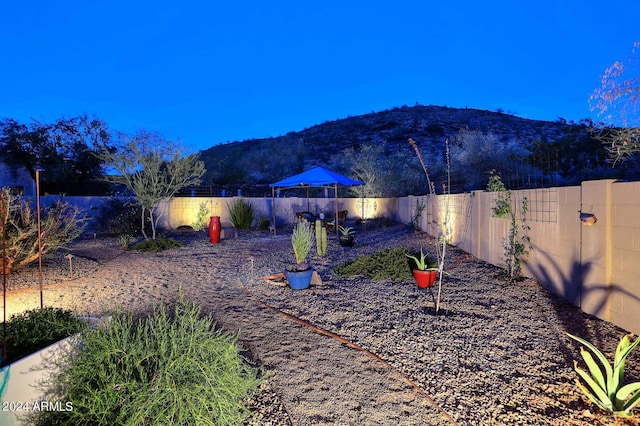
[315,220,327,256]
[338,226,355,247]
[406,249,438,288]
[285,221,315,289]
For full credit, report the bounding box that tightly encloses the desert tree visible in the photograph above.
[97,131,206,240]
[590,41,640,164]
[0,187,86,274]
[449,129,532,190]
[0,114,112,194]
[336,141,421,197]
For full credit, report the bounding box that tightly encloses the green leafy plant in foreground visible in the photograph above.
[339,225,355,237]
[567,332,640,418]
[35,299,261,425]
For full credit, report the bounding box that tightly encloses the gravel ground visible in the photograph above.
[2,225,639,425]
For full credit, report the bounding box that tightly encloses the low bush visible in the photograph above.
[334,247,414,282]
[1,307,88,366]
[256,213,271,231]
[35,299,262,425]
[130,237,183,252]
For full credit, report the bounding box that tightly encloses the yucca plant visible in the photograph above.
[566,332,640,418]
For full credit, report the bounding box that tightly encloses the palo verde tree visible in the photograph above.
[590,41,640,164]
[98,131,206,240]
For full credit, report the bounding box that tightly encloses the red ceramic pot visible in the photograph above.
[208,216,221,244]
[412,269,437,288]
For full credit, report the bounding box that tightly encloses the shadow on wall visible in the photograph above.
[528,246,640,368]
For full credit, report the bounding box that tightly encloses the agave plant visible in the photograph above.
[405,248,438,271]
[338,225,355,237]
[566,332,640,418]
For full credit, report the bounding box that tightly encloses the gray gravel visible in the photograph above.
[3,225,639,425]
[237,225,640,425]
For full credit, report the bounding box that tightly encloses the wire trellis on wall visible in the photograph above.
[514,188,558,223]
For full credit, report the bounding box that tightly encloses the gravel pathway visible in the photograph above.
[2,225,639,425]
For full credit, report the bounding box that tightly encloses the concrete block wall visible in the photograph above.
[413,180,640,335]
[44,179,640,334]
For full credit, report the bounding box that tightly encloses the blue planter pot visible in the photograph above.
[285,268,313,290]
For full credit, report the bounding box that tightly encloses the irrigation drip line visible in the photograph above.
[237,273,458,425]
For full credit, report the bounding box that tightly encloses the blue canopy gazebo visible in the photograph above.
[269,167,365,235]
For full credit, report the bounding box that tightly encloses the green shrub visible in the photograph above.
[1,307,88,366]
[119,234,133,249]
[36,299,261,425]
[130,237,183,252]
[192,202,211,231]
[335,247,414,282]
[256,213,271,231]
[227,199,255,230]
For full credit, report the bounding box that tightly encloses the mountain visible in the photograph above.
[197,104,624,195]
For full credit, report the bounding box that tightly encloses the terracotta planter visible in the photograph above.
[339,235,354,247]
[412,269,437,288]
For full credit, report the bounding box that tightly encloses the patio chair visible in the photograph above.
[326,210,348,232]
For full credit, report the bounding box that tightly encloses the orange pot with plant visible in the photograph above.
[406,249,438,289]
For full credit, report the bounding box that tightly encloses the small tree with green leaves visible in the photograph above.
[487,171,532,281]
[192,202,211,231]
[487,169,510,218]
[97,131,205,239]
[503,197,531,281]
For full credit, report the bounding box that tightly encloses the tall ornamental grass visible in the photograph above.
[227,199,255,230]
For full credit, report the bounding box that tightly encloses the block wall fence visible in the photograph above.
[40,179,640,335]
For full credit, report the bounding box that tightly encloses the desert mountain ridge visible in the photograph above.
[198,104,590,189]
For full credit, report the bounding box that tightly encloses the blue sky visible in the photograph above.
[1,1,638,151]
